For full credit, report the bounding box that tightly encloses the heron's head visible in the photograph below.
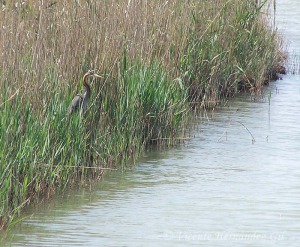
[87,69,102,79]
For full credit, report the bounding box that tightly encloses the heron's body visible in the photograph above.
[68,71,100,115]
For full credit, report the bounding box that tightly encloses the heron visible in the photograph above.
[68,70,102,115]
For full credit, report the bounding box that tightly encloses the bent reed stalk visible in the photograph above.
[0,0,284,230]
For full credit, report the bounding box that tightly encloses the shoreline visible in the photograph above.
[0,0,285,230]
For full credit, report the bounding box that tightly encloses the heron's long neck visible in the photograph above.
[82,73,91,98]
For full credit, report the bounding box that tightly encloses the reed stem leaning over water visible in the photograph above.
[0,0,284,230]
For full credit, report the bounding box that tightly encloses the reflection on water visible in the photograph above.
[276,0,300,54]
[276,0,300,74]
[2,1,300,246]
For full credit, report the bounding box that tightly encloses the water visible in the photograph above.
[2,1,300,246]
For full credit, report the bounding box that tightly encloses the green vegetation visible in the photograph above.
[0,0,284,229]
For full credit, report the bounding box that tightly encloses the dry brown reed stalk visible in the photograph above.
[0,1,196,102]
[0,0,283,106]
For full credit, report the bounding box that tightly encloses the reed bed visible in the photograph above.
[0,0,284,229]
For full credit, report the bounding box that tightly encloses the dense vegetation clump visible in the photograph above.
[0,0,284,229]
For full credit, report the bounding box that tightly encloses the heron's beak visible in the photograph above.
[93,73,103,78]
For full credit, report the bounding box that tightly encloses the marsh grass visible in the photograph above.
[0,0,284,229]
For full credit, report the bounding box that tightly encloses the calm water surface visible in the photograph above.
[2,1,300,246]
